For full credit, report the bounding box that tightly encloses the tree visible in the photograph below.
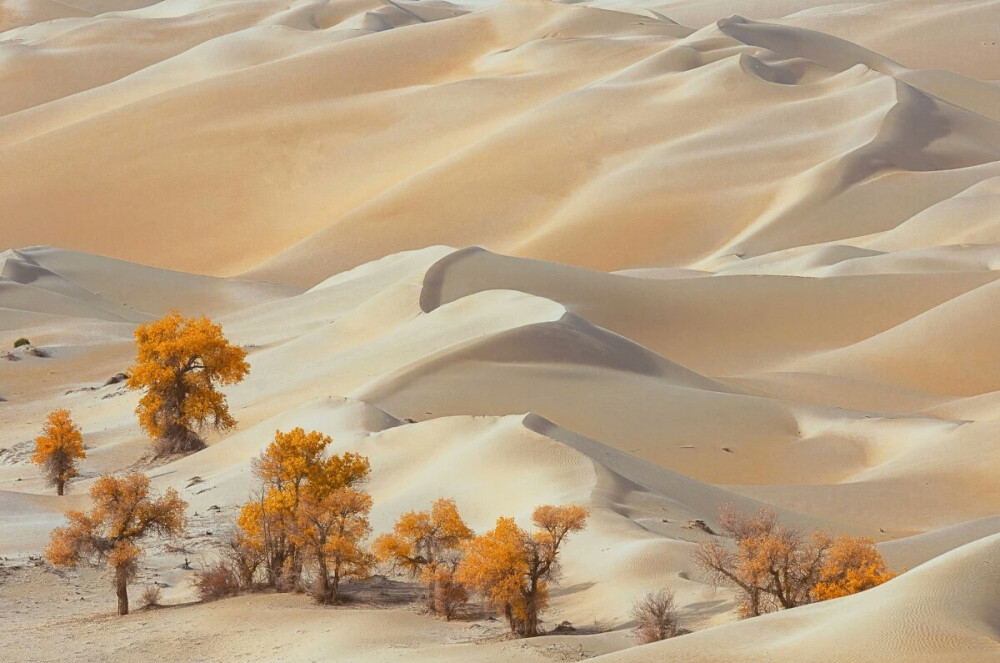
[127,310,249,455]
[31,409,86,495]
[296,487,374,603]
[457,504,588,637]
[695,506,894,618]
[46,473,186,615]
[373,498,474,615]
[631,589,679,643]
[237,428,371,590]
[813,535,896,600]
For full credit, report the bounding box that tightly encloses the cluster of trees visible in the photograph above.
[209,425,590,636]
[36,312,898,634]
[695,505,896,618]
[625,506,897,644]
[41,311,247,614]
[32,311,250,496]
[231,427,374,603]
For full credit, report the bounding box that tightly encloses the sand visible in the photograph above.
[3,0,1000,661]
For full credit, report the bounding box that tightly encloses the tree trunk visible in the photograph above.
[504,604,517,633]
[521,576,540,636]
[316,556,331,604]
[522,598,539,637]
[331,565,341,603]
[56,479,65,496]
[116,565,130,616]
[427,573,437,613]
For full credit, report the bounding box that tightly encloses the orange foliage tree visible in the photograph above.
[373,498,474,617]
[295,487,374,603]
[813,535,897,600]
[127,311,249,456]
[46,473,187,615]
[237,428,372,596]
[695,506,895,617]
[457,504,588,637]
[31,409,86,495]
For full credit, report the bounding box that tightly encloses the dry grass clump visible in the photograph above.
[193,559,241,601]
[140,584,163,608]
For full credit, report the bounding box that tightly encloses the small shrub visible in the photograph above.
[631,589,679,644]
[13,337,30,348]
[152,428,205,458]
[193,559,241,601]
[141,584,163,608]
[431,566,468,621]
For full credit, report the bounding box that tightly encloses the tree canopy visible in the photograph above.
[128,310,248,455]
[46,473,187,615]
[458,504,587,636]
[31,409,86,495]
[695,506,896,618]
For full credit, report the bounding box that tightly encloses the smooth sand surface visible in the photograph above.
[3,0,1000,660]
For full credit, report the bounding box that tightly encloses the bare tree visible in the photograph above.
[631,589,679,643]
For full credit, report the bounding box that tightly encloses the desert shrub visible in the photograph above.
[631,589,679,643]
[431,565,468,620]
[193,559,241,601]
[141,584,163,608]
[13,337,30,348]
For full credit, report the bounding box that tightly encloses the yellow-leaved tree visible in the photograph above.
[295,487,374,603]
[31,409,86,495]
[46,473,187,615]
[127,311,249,456]
[457,504,588,637]
[812,535,897,600]
[695,506,896,618]
[236,428,372,598]
[373,498,474,618]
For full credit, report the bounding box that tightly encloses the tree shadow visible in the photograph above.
[549,581,596,598]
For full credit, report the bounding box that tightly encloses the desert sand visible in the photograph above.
[2,0,1000,661]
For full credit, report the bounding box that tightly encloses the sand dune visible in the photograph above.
[4,235,1000,659]
[4,0,1000,660]
[595,533,1000,663]
[2,0,999,282]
